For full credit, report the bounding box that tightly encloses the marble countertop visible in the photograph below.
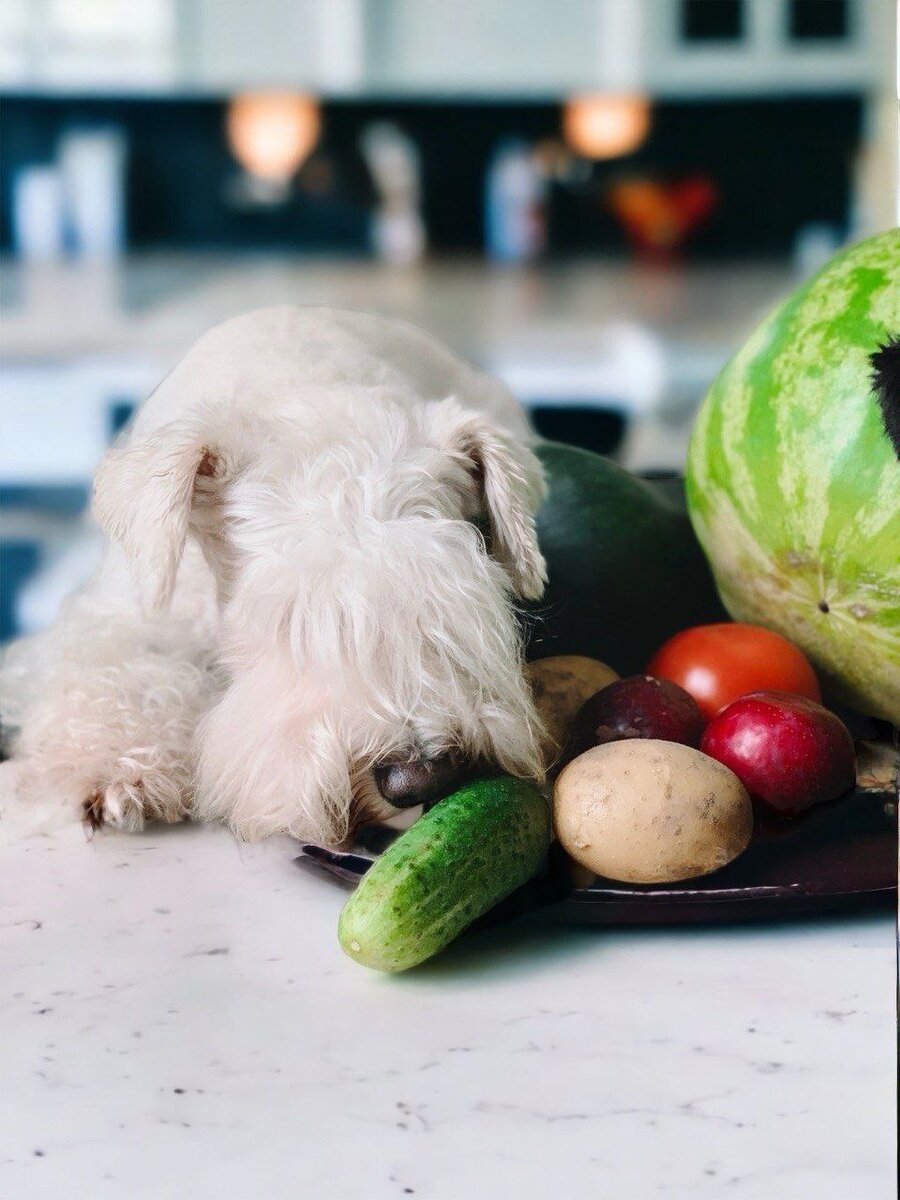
[0,255,791,387]
[1,822,895,1200]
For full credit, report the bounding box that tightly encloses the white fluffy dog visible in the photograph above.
[1,307,548,845]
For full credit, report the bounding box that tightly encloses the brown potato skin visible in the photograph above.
[526,656,618,762]
[553,739,753,884]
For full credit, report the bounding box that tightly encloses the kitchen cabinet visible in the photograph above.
[644,0,884,97]
[363,0,608,94]
[0,359,155,484]
[184,0,364,93]
[0,0,886,98]
[0,0,178,91]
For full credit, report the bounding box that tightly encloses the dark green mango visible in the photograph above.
[524,442,726,675]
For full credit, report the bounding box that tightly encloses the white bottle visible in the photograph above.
[12,166,64,261]
[485,140,545,263]
[360,122,426,265]
[59,126,127,259]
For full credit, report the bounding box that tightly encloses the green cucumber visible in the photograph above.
[337,777,550,972]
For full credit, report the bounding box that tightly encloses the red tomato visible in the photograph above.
[647,623,820,722]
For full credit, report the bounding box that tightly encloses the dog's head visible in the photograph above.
[93,396,547,844]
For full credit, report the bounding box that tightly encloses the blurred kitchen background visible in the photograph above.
[0,0,897,641]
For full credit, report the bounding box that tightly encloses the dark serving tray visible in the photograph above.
[557,787,896,924]
[297,781,896,927]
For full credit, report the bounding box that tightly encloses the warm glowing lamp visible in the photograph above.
[563,93,650,160]
[226,92,321,184]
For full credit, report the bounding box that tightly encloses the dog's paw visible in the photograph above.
[83,781,146,834]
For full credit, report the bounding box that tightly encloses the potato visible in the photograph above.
[526,655,618,759]
[553,739,752,883]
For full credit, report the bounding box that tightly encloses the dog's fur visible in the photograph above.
[1,307,548,844]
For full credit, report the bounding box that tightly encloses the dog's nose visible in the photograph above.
[373,752,475,809]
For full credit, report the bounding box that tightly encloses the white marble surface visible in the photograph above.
[1,822,895,1200]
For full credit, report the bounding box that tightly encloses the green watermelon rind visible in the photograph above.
[686,229,900,722]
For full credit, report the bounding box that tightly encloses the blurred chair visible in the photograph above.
[529,406,626,457]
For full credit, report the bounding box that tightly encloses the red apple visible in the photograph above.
[700,691,855,814]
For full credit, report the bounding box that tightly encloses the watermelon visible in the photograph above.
[686,229,900,723]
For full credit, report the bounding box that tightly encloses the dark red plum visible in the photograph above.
[563,674,705,765]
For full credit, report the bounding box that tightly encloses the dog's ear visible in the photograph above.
[428,400,548,600]
[92,419,226,611]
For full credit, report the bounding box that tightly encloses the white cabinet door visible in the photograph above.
[366,0,605,95]
[0,360,158,485]
[189,0,364,92]
[0,0,178,91]
[645,0,881,97]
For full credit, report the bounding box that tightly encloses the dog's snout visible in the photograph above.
[373,750,482,810]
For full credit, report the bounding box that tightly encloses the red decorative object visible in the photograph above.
[606,174,717,261]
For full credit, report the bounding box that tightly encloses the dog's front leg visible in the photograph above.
[1,611,213,834]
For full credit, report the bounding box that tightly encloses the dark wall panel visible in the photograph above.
[0,94,862,258]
